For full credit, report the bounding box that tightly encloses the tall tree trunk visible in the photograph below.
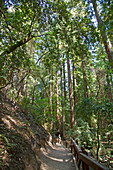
[63,59,66,110]
[63,59,66,138]
[92,0,113,69]
[73,63,77,107]
[67,49,74,129]
[49,68,53,130]
[56,68,60,132]
[60,66,65,139]
[81,55,88,98]
[43,89,47,124]
[52,68,55,131]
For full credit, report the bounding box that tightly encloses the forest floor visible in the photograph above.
[40,142,75,170]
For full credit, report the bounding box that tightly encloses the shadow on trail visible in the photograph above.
[40,143,75,170]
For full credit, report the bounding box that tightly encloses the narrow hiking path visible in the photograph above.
[39,143,75,170]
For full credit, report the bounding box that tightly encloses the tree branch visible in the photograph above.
[36,51,49,64]
[0,81,14,90]
[0,33,34,57]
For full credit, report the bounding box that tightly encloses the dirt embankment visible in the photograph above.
[0,91,50,170]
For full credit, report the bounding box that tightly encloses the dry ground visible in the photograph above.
[40,143,76,170]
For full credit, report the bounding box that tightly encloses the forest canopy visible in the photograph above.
[0,0,113,166]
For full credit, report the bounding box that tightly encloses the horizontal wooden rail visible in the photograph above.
[80,153,108,170]
[70,138,109,170]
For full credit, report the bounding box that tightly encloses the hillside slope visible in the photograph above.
[0,91,50,170]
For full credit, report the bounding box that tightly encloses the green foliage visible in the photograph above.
[0,0,112,165]
[66,118,96,147]
[75,98,93,121]
[75,119,95,146]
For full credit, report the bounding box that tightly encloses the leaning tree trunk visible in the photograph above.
[81,55,88,98]
[67,48,74,129]
[92,0,113,69]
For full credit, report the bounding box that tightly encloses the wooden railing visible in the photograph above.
[66,138,109,170]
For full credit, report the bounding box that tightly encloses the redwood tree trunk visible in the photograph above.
[73,63,77,107]
[63,59,66,137]
[60,66,65,139]
[67,49,74,129]
[63,59,66,110]
[56,68,60,132]
[92,0,113,69]
[52,68,55,131]
[49,68,53,129]
[81,55,88,98]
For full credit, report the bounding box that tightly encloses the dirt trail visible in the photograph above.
[39,143,76,170]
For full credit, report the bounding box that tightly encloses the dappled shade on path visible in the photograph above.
[40,143,75,170]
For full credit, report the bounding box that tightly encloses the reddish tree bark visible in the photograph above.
[63,59,66,137]
[56,68,60,132]
[60,66,65,139]
[73,63,77,107]
[67,49,74,129]
[81,55,88,98]
[63,59,66,107]
[49,68,53,129]
[51,68,55,131]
